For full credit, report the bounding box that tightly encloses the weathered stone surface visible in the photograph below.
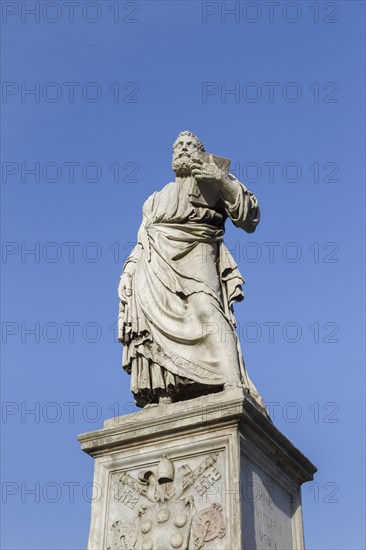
[78,388,316,549]
[241,456,295,549]
[118,130,266,409]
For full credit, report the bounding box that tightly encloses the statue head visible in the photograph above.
[172,131,205,176]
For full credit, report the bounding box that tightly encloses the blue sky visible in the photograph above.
[1,1,365,548]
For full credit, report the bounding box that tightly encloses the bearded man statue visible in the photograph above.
[118,131,266,411]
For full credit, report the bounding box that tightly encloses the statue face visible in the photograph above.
[172,134,200,176]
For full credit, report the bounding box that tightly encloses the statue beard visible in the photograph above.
[172,153,194,177]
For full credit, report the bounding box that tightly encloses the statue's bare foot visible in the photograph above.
[159,395,173,405]
[143,403,158,409]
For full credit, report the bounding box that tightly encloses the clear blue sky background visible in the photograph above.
[1,1,365,549]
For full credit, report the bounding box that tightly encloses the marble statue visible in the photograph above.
[81,146,317,548]
[79,132,317,549]
[118,131,265,409]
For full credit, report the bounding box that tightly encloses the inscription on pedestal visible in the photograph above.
[241,456,294,550]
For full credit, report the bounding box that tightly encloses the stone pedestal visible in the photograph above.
[78,388,316,550]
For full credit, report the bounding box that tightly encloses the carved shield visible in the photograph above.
[107,520,137,550]
[136,499,193,550]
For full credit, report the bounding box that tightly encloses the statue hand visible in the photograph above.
[118,272,133,303]
[191,154,225,184]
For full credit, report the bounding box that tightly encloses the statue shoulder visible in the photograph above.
[142,182,175,212]
[159,181,176,194]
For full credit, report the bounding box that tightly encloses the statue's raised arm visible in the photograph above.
[190,153,260,233]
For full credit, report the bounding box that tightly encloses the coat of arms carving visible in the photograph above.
[106,453,226,550]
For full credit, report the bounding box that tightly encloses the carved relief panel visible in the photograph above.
[105,452,227,550]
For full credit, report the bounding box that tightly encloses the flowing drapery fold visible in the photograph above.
[118,177,263,407]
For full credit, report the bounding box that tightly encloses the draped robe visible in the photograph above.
[118,175,263,408]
